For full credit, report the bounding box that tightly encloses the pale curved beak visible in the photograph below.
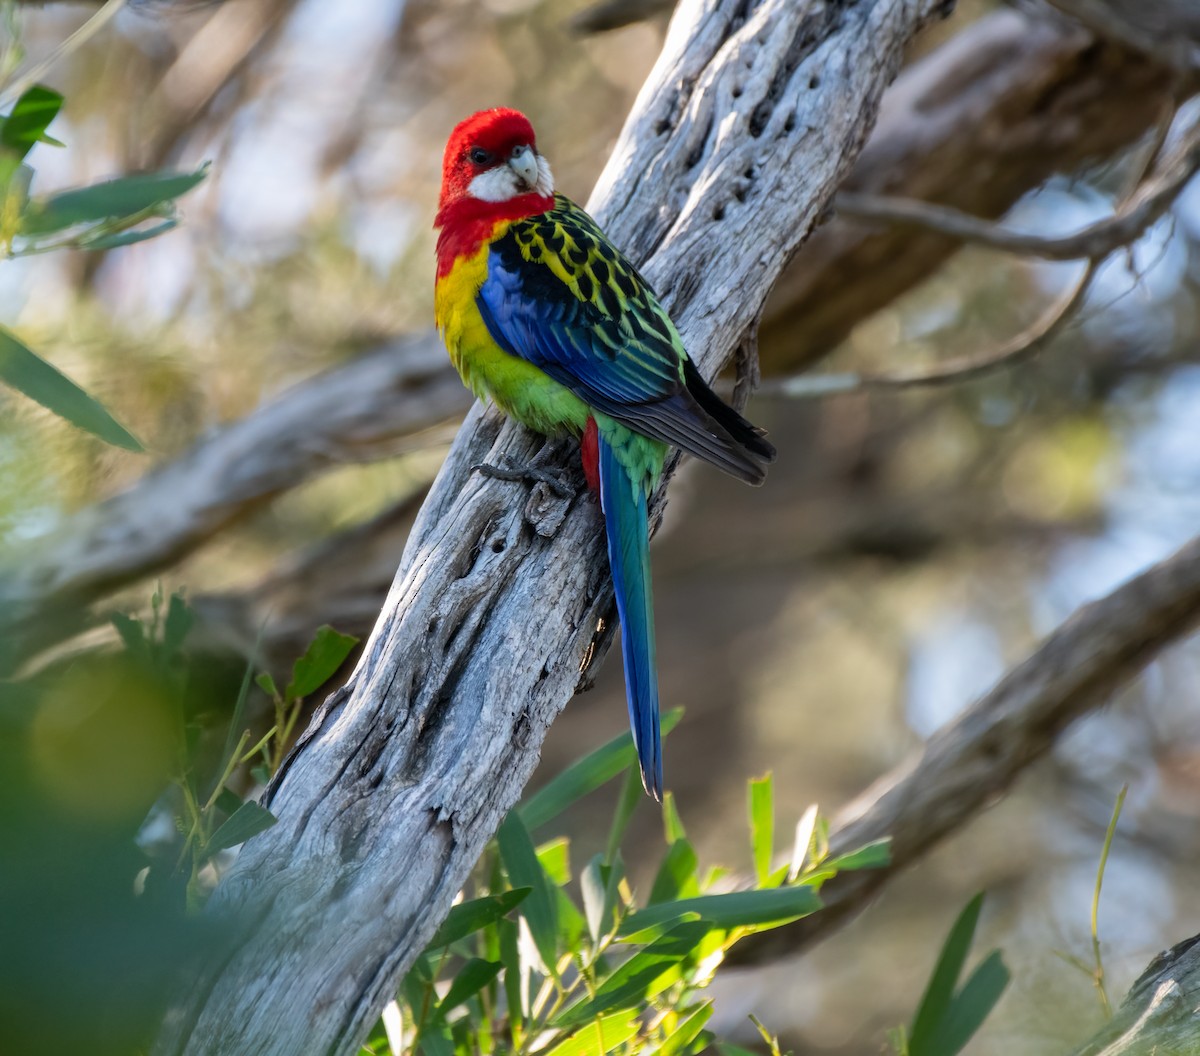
[508,145,539,191]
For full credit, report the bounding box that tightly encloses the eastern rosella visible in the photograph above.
[434,108,775,799]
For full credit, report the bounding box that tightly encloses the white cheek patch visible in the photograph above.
[534,155,554,196]
[467,156,556,202]
[468,166,523,203]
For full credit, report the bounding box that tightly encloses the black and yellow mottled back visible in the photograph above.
[477,193,775,483]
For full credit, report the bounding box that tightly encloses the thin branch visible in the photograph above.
[759,257,1100,398]
[762,104,1198,399]
[834,112,1200,261]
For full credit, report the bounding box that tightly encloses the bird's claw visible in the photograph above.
[472,457,575,500]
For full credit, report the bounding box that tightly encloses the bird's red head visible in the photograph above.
[436,108,554,218]
[434,108,556,274]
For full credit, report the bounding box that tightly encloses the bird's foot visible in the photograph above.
[472,456,575,500]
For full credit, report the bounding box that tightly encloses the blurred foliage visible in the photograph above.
[0,82,206,448]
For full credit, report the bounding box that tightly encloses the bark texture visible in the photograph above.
[1069,934,1200,1055]
[150,1,948,1053]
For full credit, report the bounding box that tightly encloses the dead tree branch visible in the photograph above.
[833,111,1200,261]
[149,1,952,1053]
[731,530,1200,965]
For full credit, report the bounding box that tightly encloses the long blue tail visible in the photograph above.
[597,434,662,800]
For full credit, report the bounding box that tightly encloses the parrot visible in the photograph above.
[434,107,775,800]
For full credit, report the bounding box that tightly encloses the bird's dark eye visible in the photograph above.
[468,147,493,166]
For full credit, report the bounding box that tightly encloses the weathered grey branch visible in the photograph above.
[0,336,467,642]
[1069,934,1200,1054]
[2,5,1184,644]
[731,530,1200,965]
[149,1,950,1053]
[834,111,1200,261]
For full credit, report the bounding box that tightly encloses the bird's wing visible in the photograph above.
[478,194,769,482]
[478,195,685,412]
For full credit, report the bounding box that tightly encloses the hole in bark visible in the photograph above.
[733,185,747,204]
[491,537,506,554]
[731,84,742,99]
[744,164,756,180]
[712,202,725,221]
[809,75,820,89]
[748,103,770,137]
[783,112,796,134]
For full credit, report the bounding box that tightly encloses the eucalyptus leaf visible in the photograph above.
[20,165,208,236]
[202,801,277,857]
[0,326,142,450]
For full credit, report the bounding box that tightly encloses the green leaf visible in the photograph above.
[202,800,277,856]
[426,888,530,949]
[0,325,142,450]
[749,774,774,885]
[605,766,643,866]
[657,1001,715,1056]
[111,611,147,655]
[498,916,526,1029]
[214,786,243,816]
[581,854,612,944]
[256,671,279,699]
[662,791,686,844]
[1,85,63,161]
[909,892,985,1049]
[922,950,1009,1056]
[77,218,178,250]
[537,836,570,886]
[555,920,710,1027]
[162,592,194,658]
[520,707,683,830]
[285,624,359,701]
[826,838,891,874]
[618,885,821,939]
[440,957,502,1013]
[648,838,699,905]
[20,165,208,235]
[556,886,587,950]
[497,812,558,976]
[543,1011,640,1056]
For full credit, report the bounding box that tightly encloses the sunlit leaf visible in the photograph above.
[656,1001,714,1056]
[520,707,683,830]
[826,838,891,874]
[662,792,686,844]
[285,624,359,701]
[648,838,699,905]
[619,885,821,939]
[542,1011,640,1056]
[1,85,63,161]
[537,836,570,886]
[0,326,142,449]
[749,774,774,886]
[426,888,530,950]
[554,920,710,1027]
